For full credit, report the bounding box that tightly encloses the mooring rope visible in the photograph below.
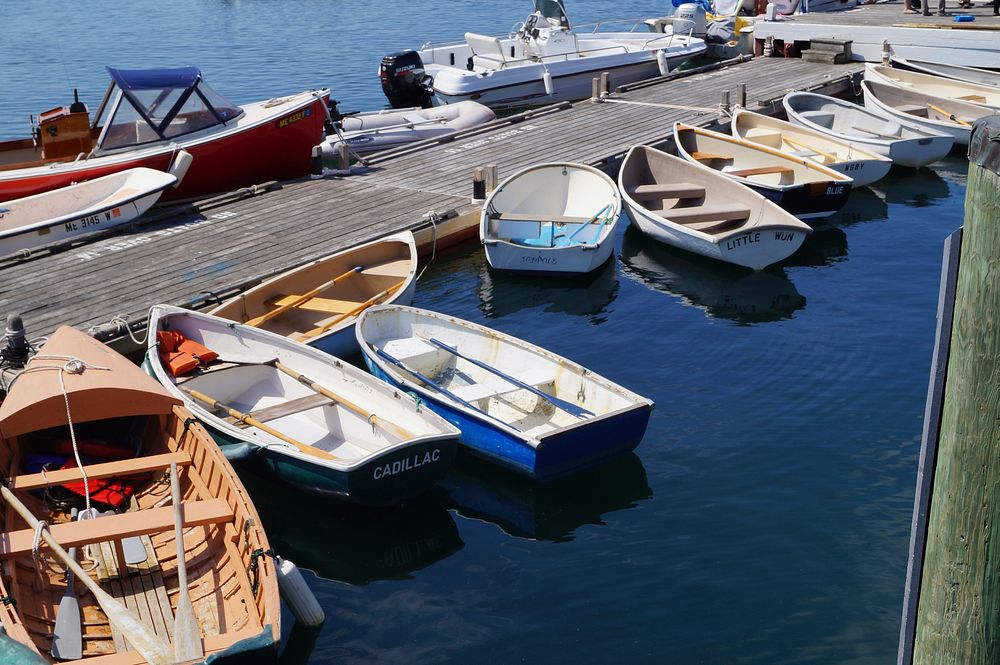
[415,211,440,283]
[109,314,148,345]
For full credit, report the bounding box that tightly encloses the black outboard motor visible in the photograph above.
[379,50,433,109]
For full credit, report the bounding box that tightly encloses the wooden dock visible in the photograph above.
[754,2,1000,66]
[0,56,863,346]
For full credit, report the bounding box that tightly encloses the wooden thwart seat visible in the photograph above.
[266,293,356,315]
[9,451,192,491]
[725,165,794,178]
[690,151,733,161]
[897,103,929,117]
[628,182,705,200]
[853,125,900,140]
[0,498,233,558]
[223,393,334,427]
[665,203,751,226]
[958,94,987,103]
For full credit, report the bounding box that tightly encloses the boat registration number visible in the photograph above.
[276,107,313,129]
[65,208,120,232]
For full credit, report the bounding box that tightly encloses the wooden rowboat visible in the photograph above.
[673,122,853,220]
[619,145,811,271]
[0,167,178,260]
[0,326,280,663]
[480,162,621,275]
[861,78,997,147]
[356,305,654,481]
[890,56,1000,89]
[210,231,417,358]
[865,63,1000,110]
[730,108,892,187]
[147,304,460,506]
[783,91,954,168]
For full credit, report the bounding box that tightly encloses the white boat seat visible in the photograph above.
[383,337,441,365]
[628,182,705,200]
[466,32,508,68]
[798,110,835,129]
[449,366,558,404]
[744,127,783,148]
[496,212,592,224]
[896,103,929,117]
[852,124,900,140]
[789,149,818,158]
[665,203,751,225]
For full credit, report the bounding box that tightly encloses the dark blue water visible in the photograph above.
[2,3,968,663]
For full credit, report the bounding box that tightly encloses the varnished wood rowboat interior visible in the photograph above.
[0,406,280,663]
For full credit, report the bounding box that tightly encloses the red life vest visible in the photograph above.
[157,330,219,377]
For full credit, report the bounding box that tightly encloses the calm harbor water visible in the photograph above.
[2,2,969,663]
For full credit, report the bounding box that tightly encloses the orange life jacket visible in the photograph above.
[156,330,219,377]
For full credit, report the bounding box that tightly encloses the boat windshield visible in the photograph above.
[95,66,244,151]
[532,0,570,29]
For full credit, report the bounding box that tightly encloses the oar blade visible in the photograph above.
[173,601,204,661]
[51,593,82,660]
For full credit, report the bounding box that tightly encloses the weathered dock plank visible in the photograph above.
[0,57,862,343]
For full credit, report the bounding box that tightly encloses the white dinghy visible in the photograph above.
[890,56,1000,89]
[619,145,811,271]
[146,305,460,506]
[322,101,495,156]
[731,107,892,187]
[480,162,621,274]
[356,305,654,481]
[378,0,705,112]
[865,63,1000,110]
[0,166,179,259]
[861,78,997,147]
[783,91,954,168]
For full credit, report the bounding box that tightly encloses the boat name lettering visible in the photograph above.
[842,163,864,172]
[522,254,556,265]
[443,124,541,155]
[774,231,797,242]
[373,449,442,480]
[277,107,312,129]
[826,185,845,196]
[724,232,760,251]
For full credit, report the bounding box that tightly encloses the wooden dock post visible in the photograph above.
[904,117,1000,665]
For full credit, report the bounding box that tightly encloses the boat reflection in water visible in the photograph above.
[783,226,849,268]
[868,164,951,206]
[478,255,619,322]
[237,461,463,585]
[434,451,651,542]
[824,185,889,228]
[619,227,806,324]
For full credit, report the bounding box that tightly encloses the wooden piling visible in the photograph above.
[910,117,1000,664]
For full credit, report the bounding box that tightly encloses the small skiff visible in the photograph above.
[0,326,280,663]
[146,305,460,506]
[210,231,417,358]
[673,122,853,220]
[783,91,954,168]
[730,108,892,187]
[480,162,621,274]
[356,305,655,481]
[861,78,996,147]
[890,56,1000,89]
[619,145,811,271]
[865,63,1000,110]
[0,166,179,260]
[323,101,495,156]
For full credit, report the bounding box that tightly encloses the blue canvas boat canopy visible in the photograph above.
[94,65,243,153]
[106,66,202,92]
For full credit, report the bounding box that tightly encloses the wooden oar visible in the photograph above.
[927,102,972,126]
[297,281,404,341]
[181,387,336,460]
[421,336,594,418]
[169,463,203,662]
[269,360,415,440]
[51,508,81,661]
[781,135,839,162]
[0,484,172,665]
[245,265,364,328]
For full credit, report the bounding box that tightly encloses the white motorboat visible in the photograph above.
[378,0,706,111]
[731,108,892,187]
[0,166,180,260]
[890,56,1000,89]
[865,63,1000,110]
[861,78,997,147]
[783,91,954,168]
[480,162,620,274]
[322,101,495,156]
[619,145,811,271]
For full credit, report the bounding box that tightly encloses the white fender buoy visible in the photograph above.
[656,49,670,77]
[168,150,193,187]
[276,557,325,626]
[542,69,554,96]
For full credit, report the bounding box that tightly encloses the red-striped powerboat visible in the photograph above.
[0,66,330,203]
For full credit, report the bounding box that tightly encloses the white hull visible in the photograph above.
[783,91,954,168]
[619,146,811,271]
[730,108,891,187]
[865,63,1000,110]
[481,162,620,274]
[0,167,176,259]
[890,56,1000,88]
